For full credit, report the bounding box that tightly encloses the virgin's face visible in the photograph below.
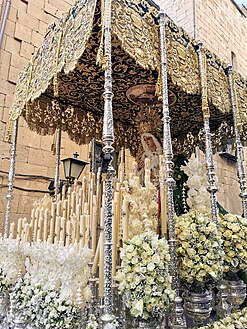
[143,136,157,151]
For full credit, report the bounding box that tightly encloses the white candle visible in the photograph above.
[9,222,15,239]
[60,217,66,244]
[122,198,129,241]
[55,216,61,242]
[17,218,22,239]
[43,210,48,241]
[65,221,71,246]
[80,215,85,248]
[37,217,43,241]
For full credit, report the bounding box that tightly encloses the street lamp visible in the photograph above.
[61,152,88,185]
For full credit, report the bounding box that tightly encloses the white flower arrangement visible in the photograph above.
[10,279,81,328]
[0,238,25,287]
[86,315,99,329]
[218,213,247,273]
[0,240,92,328]
[175,210,224,286]
[116,231,175,320]
[124,176,158,238]
[23,242,92,307]
[197,307,247,329]
[181,158,211,214]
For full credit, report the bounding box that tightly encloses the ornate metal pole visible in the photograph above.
[227,65,247,218]
[101,0,115,327]
[159,11,186,329]
[91,138,96,175]
[54,127,61,200]
[197,42,218,226]
[4,119,19,239]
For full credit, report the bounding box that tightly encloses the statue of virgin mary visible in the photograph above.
[137,132,163,187]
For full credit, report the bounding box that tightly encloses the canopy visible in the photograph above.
[9,0,247,156]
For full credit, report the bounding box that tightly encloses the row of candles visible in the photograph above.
[8,157,168,297]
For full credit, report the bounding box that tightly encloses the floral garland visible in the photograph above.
[197,307,247,329]
[175,210,224,286]
[123,176,158,238]
[116,231,175,320]
[218,213,247,273]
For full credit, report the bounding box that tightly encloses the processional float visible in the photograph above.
[2,0,247,328]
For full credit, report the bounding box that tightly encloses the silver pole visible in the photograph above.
[0,0,11,49]
[4,118,18,239]
[101,0,115,326]
[197,42,218,226]
[227,65,247,218]
[54,127,61,200]
[193,0,197,39]
[91,138,96,175]
[159,11,186,329]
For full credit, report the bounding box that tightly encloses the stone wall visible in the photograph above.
[0,0,87,231]
[157,0,247,78]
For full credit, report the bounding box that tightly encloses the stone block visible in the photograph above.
[15,161,48,177]
[38,20,48,35]
[4,35,21,54]
[12,0,28,12]
[28,147,53,166]
[14,22,31,43]
[48,0,71,13]
[20,41,34,59]
[1,107,11,124]
[8,65,21,84]
[5,20,16,38]
[0,94,6,107]
[0,80,15,96]
[0,50,11,80]
[39,134,55,151]
[44,2,59,17]
[27,3,45,21]
[10,53,28,70]
[17,10,39,31]
[31,30,43,47]
[8,7,18,22]
[18,126,41,149]
[16,144,29,163]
